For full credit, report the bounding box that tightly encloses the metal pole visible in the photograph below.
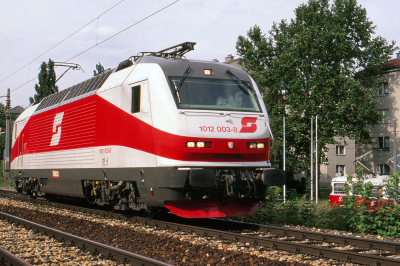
[394,119,397,173]
[283,116,286,203]
[4,88,11,187]
[316,115,318,204]
[311,117,313,201]
[394,119,398,205]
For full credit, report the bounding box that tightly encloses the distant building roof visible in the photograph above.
[382,58,400,70]
[11,105,25,115]
[223,54,241,69]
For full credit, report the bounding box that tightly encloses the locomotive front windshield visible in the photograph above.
[169,77,261,112]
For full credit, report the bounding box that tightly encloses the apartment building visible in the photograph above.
[355,53,400,176]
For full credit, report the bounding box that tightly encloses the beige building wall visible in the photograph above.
[320,137,356,187]
[356,59,400,175]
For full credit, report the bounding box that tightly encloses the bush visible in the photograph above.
[238,167,400,238]
[239,197,324,228]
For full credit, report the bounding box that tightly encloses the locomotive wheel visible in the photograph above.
[141,208,157,219]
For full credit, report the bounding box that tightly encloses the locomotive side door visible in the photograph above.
[121,80,153,126]
[13,120,24,169]
[121,79,156,199]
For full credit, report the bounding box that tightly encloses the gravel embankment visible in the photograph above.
[0,195,346,265]
[0,219,128,265]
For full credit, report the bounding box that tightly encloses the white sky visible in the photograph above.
[0,0,398,108]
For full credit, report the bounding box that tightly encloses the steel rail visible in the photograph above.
[192,218,400,253]
[0,212,173,266]
[0,247,32,266]
[256,222,400,252]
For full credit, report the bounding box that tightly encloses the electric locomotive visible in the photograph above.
[11,42,285,218]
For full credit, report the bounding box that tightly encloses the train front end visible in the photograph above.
[145,55,285,218]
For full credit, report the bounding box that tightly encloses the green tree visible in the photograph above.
[29,59,58,104]
[93,62,105,76]
[236,0,397,177]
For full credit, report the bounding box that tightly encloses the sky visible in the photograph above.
[0,0,399,108]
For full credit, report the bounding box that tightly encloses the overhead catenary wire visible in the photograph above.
[6,0,181,95]
[64,0,180,63]
[0,0,125,86]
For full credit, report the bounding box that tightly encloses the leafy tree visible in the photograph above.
[93,62,105,76]
[29,59,58,104]
[236,0,397,180]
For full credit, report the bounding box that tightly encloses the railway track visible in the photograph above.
[1,189,400,265]
[0,246,31,266]
[0,211,173,266]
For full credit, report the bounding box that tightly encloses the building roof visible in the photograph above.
[10,105,25,115]
[224,58,240,64]
[382,58,400,69]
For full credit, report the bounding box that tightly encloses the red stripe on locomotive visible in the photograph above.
[11,94,269,163]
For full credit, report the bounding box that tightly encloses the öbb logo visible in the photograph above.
[240,117,257,133]
[50,112,64,146]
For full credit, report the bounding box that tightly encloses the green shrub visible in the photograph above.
[238,168,400,238]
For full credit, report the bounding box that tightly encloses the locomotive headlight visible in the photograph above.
[204,69,213,75]
[196,142,205,148]
[186,141,212,148]
[186,141,196,148]
[257,143,265,149]
[247,142,265,149]
[247,142,257,149]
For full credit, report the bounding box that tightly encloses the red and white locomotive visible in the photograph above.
[11,42,285,218]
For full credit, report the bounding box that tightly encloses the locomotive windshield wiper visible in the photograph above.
[225,69,253,95]
[173,65,192,103]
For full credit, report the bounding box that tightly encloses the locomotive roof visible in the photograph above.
[137,55,252,82]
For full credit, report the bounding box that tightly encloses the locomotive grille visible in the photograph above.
[29,101,97,154]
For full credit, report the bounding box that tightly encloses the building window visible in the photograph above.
[378,164,390,175]
[336,145,345,155]
[377,82,388,96]
[378,109,389,123]
[336,165,345,175]
[377,136,390,150]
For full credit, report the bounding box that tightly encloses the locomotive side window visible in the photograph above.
[131,85,141,113]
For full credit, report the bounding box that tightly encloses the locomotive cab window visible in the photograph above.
[131,85,141,113]
[168,77,261,112]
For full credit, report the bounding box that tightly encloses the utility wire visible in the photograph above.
[0,0,125,85]
[7,0,180,94]
[64,0,180,63]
